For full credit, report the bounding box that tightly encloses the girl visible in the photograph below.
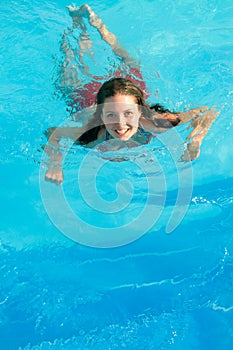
[44,4,218,185]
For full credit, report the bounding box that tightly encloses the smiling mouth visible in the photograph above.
[115,128,130,136]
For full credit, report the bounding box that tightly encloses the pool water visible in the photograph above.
[1,0,233,349]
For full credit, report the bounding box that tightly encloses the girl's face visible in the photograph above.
[101,94,141,141]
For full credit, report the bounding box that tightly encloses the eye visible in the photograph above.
[105,113,115,118]
[124,111,134,117]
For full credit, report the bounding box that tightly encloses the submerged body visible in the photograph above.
[44,4,219,185]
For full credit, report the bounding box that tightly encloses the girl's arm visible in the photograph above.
[141,106,219,160]
[43,126,87,185]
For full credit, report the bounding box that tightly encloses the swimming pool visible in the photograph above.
[1,0,233,348]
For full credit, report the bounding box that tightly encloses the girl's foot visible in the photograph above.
[66,5,88,29]
[67,4,90,18]
[78,4,104,28]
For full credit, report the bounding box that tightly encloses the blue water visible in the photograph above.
[1,0,233,349]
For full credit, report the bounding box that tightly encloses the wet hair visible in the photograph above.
[95,77,147,107]
[78,77,180,145]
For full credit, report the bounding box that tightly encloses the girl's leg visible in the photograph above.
[59,30,80,91]
[67,5,94,70]
[79,4,139,68]
[80,4,150,97]
[58,5,95,94]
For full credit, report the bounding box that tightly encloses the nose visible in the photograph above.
[115,113,126,125]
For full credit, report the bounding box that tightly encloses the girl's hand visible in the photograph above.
[45,167,64,186]
[181,107,219,161]
[181,141,201,161]
[178,106,208,125]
